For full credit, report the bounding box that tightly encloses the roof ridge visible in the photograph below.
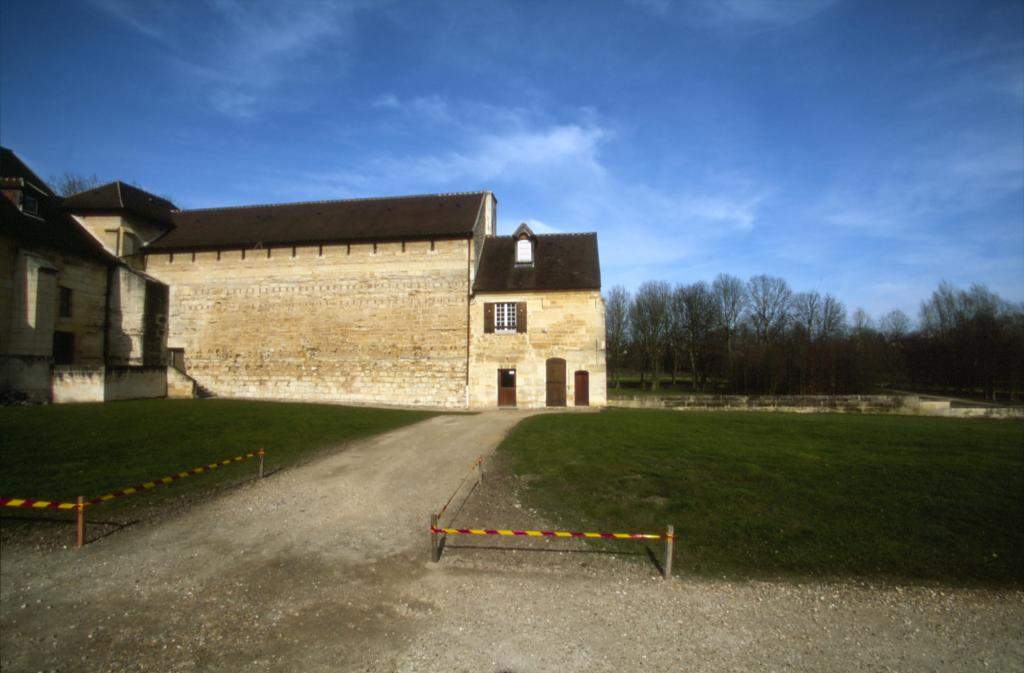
[177,191,489,214]
[488,231,597,238]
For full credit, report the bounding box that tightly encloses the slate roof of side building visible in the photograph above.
[473,233,601,292]
[147,192,488,251]
[0,148,115,264]
[63,181,178,226]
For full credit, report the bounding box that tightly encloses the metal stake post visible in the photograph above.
[430,513,439,562]
[664,524,674,580]
[76,496,85,549]
[257,448,265,479]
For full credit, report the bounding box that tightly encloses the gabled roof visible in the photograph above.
[147,192,487,251]
[0,147,55,197]
[63,181,177,226]
[473,233,601,293]
[0,148,115,264]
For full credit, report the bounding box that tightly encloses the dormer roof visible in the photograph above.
[473,232,601,293]
[512,222,537,240]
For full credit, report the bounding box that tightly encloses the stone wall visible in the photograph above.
[144,239,473,407]
[1,239,107,364]
[610,394,1024,419]
[106,267,168,366]
[51,365,167,403]
[167,365,196,399]
[105,366,167,401]
[612,394,904,413]
[468,290,606,408]
[51,365,104,402]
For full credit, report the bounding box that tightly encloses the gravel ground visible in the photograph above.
[2,410,1022,672]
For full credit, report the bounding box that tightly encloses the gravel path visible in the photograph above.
[2,410,1021,672]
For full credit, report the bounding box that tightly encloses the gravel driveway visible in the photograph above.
[2,410,1021,672]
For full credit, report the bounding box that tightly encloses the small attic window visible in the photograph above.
[22,193,39,216]
[516,238,533,264]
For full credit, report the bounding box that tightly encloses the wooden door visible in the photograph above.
[574,370,589,406]
[497,369,516,407]
[546,358,566,407]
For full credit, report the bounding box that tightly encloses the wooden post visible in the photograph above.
[664,524,674,580]
[76,496,85,549]
[257,448,265,479]
[430,513,439,562]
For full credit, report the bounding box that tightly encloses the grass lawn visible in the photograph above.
[0,399,436,510]
[497,409,1024,585]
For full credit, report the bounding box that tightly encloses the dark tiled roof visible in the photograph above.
[473,233,601,293]
[63,181,177,226]
[147,192,487,251]
[0,148,115,264]
[0,148,55,196]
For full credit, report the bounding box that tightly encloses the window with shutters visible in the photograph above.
[495,302,517,332]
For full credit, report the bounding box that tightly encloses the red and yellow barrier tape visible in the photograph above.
[1,450,263,511]
[436,455,483,521]
[85,451,260,505]
[431,526,673,541]
[0,497,79,510]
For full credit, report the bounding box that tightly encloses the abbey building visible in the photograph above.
[1,148,605,408]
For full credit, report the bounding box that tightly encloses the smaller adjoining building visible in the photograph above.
[469,223,605,408]
[0,148,170,403]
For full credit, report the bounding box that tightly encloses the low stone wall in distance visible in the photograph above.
[610,393,1024,419]
[52,366,167,403]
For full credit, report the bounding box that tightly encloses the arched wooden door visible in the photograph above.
[546,358,566,407]
[574,371,589,406]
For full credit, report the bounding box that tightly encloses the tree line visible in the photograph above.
[605,276,1024,400]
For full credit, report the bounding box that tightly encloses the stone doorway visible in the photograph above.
[546,358,566,407]
[497,369,516,407]
[574,370,589,406]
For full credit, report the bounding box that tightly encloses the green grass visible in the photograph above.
[497,409,1024,585]
[0,399,436,509]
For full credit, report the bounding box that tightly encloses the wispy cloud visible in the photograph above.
[630,0,838,27]
[91,0,358,118]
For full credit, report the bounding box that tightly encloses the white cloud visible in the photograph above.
[91,0,358,118]
[631,0,838,27]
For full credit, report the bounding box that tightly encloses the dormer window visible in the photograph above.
[512,222,536,266]
[516,238,533,264]
[22,193,38,216]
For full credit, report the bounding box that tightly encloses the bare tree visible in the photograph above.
[604,286,630,388]
[668,285,688,385]
[792,291,823,339]
[679,282,719,390]
[851,308,874,335]
[629,281,672,390]
[879,309,911,341]
[820,294,847,339]
[50,172,100,197]
[712,273,747,364]
[747,275,792,343]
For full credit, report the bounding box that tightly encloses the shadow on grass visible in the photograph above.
[0,513,139,545]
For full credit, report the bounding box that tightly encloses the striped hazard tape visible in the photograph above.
[1,450,264,512]
[86,451,262,505]
[431,526,673,541]
[0,497,79,510]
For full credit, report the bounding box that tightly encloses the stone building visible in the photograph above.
[1,147,605,408]
[1,148,169,403]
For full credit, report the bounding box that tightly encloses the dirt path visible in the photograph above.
[2,411,1022,672]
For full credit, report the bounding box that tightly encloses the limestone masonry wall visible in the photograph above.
[468,290,606,408]
[145,239,472,407]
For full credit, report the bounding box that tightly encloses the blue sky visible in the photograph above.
[2,0,1021,318]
